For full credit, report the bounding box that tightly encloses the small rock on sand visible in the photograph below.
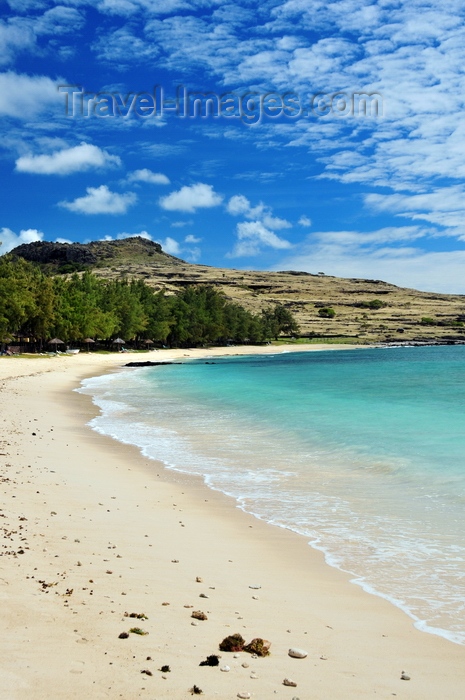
[191,610,208,620]
[401,671,411,681]
[237,694,251,699]
[288,648,308,659]
[283,678,297,687]
[220,665,230,672]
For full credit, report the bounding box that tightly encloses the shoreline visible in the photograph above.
[1,345,465,699]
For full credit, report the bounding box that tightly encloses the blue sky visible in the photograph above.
[2,0,465,292]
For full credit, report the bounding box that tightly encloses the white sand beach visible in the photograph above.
[1,346,464,699]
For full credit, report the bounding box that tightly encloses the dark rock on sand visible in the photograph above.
[199,655,220,666]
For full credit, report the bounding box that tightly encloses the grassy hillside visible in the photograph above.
[12,237,465,343]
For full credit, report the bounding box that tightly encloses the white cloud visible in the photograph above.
[0,226,43,254]
[365,187,465,229]
[170,220,192,228]
[55,237,72,243]
[96,230,153,242]
[159,183,223,213]
[59,185,137,215]
[0,71,60,119]
[227,194,265,218]
[16,143,121,175]
[0,21,35,66]
[227,194,292,230]
[34,7,85,36]
[95,0,193,16]
[227,194,292,231]
[127,168,170,185]
[91,25,160,68]
[184,234,201,243]
[299,215,312,227]
[228,220,292,257]
[262,214,292,231]
[116,230,152,240]
[157,236,181,255]
[0,8,84,66]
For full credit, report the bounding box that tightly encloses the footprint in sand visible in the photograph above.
[70,661,85,674]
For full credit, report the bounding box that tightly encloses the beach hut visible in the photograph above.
[48,338,64,353]
[83,337,95,352]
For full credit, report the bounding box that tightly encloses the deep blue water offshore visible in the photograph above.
[79,346,465,644]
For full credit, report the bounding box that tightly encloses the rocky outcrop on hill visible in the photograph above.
[12,241,97,266]
[11,237,166,269]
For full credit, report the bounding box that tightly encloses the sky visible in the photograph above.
[2,0,465,293]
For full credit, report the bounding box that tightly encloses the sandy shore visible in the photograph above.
[1,345,465,699]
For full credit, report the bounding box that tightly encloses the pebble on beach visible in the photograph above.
[283,678,297,687]
[401,671,411,680]
[288,648,308,659]
[191,610,208,620]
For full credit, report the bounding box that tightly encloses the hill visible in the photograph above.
[11,237,465,343]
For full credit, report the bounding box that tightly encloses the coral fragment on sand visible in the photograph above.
[243,638,271,657]
[219,633,246,652]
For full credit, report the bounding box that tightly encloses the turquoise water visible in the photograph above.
[79,346,465,644]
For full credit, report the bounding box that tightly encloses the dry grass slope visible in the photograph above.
[89,240,465,343]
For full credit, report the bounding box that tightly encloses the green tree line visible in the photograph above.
[0,256,299,347]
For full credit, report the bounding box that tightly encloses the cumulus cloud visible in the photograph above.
[59,185,137,215]
[184,234,201,243]
[0,226,43,254]
[16,143,121,175]
[226,194,292,230]
[157,236,181,255]
[0,71,60,118]
[127,168,170,185]
[227,194,265,218]
[228,220,292,257]
[159,183,223,213]
[299,215,312,227]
